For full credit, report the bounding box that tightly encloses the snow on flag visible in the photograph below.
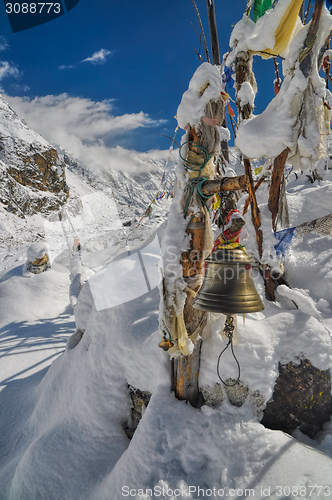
[89,224,165,311]
[3,0,80,33]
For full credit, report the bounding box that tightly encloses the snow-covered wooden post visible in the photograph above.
[268,0,325,233]
[228,0,329,299]
[160,63,248,407]
[232,51,264,257]
[206,0,229,165]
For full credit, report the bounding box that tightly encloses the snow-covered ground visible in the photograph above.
[0,148,332,499]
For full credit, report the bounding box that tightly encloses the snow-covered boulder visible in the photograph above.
[26,241,51,274]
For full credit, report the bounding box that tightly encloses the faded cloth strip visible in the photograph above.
[296,213,332,239]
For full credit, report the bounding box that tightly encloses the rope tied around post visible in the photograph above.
[217,315,241,387]
[180,141,213,216]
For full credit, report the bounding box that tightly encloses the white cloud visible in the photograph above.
[6,93,167,174]
[58,64,75,70]
[58,49,113,70]
[82,49,112,64]
[0,37,8,51]
[10,83,30,92]
[0,61,19,82]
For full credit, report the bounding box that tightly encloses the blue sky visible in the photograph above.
[0,0,281,168]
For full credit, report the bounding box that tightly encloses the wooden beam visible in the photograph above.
[200,174,249,196]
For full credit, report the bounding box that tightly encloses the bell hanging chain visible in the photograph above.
[217,315,241,387]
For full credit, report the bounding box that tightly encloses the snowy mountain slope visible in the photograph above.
[63,149,175,224]
[0,95,174,278]
[0,94,69,216]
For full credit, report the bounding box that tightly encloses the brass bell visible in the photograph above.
[158,337,174,351]
[193,247,264,314]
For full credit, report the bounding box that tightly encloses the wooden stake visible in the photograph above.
[174,339,202,407]
[192,0,210,63]
[243,176,266,215]
[235,51,256,121]
[244,158,263,257]
[268,148,290,232]
[318,29,332,69]
[206,0,220,66]
[300,0,324,77]
[206,0,229,165]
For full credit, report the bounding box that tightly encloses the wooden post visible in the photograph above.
[299,0,324,77]
[299,0,305,22]
[318,29,332,69]
[174,340,202,407]
[206,0,229,165]
[235,51,257,121]
[234,51,261,250]
[242,176,266,215]
[243,158,263,257]
[206,0,220,65]
[174,172,249,406]
[268,148,290,231]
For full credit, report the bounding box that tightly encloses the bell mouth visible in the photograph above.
[192,294,265,314]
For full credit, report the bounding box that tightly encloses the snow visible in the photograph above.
[26,241,50,263]
[2,59,332,500]
[233,6,332,167]
[236,81,256,109]
[95,387,332,499]
[227,0,304,65]
[276,285,320,317]
[2,158,332,498]
[177,63,223,130]
[0,94,49,147]
[88,229,163,311]
[0,268,75,390]
[1,166,332,498]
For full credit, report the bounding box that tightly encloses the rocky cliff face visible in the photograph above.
[0,94,69,216]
